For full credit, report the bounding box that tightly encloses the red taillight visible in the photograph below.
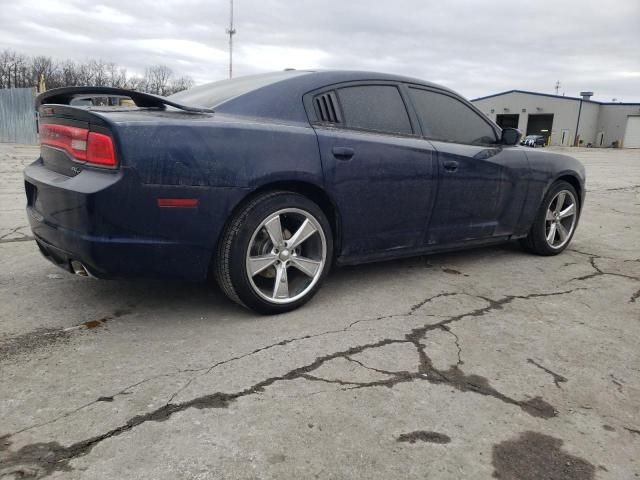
[86,132,116,167]
[40,124,117,167]
[39,124,88,160]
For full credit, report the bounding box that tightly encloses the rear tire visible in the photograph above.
[520,180,580,256]
[215,191,333,314]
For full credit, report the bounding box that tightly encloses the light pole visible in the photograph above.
[226,0,236,79]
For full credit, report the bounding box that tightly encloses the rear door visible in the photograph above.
[307,83,437,257]
[406,86,530,245]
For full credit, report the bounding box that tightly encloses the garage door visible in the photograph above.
[623,116,640,148]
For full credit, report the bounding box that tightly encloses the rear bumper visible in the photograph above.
[23,159,247,281]
[28,207,211,279]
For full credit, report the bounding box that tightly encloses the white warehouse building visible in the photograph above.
[471,90,640,148]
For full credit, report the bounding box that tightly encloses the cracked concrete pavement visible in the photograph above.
[0,144,639,479]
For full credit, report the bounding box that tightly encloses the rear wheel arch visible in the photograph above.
[214,181,341,264]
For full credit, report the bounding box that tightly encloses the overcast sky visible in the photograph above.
[1,0,639,101]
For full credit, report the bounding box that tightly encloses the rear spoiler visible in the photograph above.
[36,86,214,113]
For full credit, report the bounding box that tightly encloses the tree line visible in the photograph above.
[0,49,195,96]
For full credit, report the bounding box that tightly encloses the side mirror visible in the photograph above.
[501,128,521,146]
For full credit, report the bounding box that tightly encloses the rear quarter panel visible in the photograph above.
[102,114,323,271]
[111,115,322,188]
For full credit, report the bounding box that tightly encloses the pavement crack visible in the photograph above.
[300,374,366,387]
[2,287,585,478]
[599,184,640,193]
[167,291,459,405]
[0,226,30,240]
[0,235,35,244]
[565,251,640,284]
[8,371,183,437]
[438,325,464,366]
[163,325,394,406]
[343,355,404,376]
[609,374,624,393]
[527,359,568,388]
[408,292,459,314]
[344,291,455,331]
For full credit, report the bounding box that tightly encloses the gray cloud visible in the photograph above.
[1,0,638,101]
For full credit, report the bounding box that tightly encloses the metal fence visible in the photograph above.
[0,88,38,144]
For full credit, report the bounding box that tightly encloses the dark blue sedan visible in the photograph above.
[25,70,585,313]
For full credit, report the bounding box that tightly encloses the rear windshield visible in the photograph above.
[168,71,308,108]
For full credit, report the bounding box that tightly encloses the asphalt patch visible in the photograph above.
[0,309,133,361]
[397,431,451,444]
[0,328,70,362]
[492,431,595,480]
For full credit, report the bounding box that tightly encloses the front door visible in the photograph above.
[406,86,530,245]
[426,141,530,244]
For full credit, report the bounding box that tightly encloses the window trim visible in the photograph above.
[303,80,419,138]
[404,84,500,145]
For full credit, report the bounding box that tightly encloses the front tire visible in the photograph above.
[215,191,333,314]
[520,180,580,255]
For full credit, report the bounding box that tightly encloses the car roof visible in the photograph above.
[286,70,449,90]
[177,70,457,124]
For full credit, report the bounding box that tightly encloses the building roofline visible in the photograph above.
[471,89,604,103]
[599,102,640,106]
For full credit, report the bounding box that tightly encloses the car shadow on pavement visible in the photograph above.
[75,241,525,319]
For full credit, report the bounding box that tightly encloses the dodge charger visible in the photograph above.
[25,70,586,313]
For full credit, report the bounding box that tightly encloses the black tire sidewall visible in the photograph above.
[226,192,333,314]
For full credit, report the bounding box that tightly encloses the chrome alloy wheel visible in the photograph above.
[245,208,327,304]
[545,190,577,249]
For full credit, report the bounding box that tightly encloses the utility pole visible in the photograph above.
[226,0,236,79]
[554,80,561,95]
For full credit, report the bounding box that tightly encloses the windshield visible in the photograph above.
[168,71,308,108]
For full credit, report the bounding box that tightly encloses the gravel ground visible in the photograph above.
[0,143,638,479]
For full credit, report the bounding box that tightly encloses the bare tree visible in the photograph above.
[88,59,108,86]
[126,75,147,91]
[0,50,29,88]
[106,62,128,88]
[56,61,81,88]
[0,50,13,88]
[168,76,195,95]
[0,49,195,97]
[30,55,56,90]
[144,65,173,96]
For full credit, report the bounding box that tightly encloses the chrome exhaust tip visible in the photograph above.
[71,260,89,277]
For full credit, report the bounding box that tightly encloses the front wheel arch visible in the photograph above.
[555,174,583,208]
[520,179,580,255]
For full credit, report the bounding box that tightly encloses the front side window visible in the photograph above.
[336,85,412,135]
[408,88,496,145]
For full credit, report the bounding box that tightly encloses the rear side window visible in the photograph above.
[408,88,496,144]
[336,85,412,135]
